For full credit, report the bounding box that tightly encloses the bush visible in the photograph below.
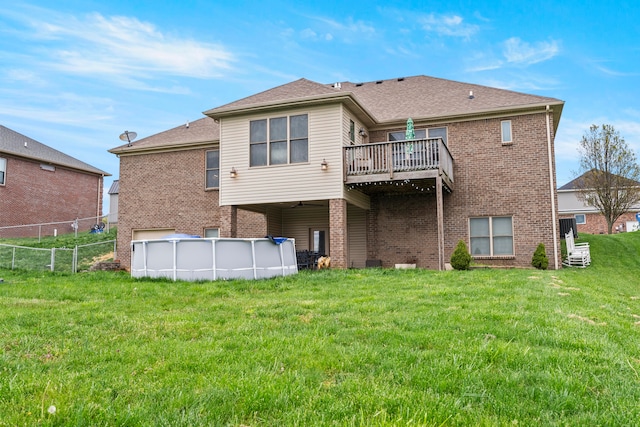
[531,243,549,270]
[450,240,472,270]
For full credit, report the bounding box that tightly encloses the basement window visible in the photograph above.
[469,216,514,256]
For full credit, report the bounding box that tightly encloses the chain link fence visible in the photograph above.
[0,240,116,273]
[0,215,114,240]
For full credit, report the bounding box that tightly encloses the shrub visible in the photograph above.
[450,240,472,270]
[531,243,549,270]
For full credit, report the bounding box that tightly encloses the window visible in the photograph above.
[310,229,328,255]
[388,127,447,144]
[204,228,219,238]
[0,157,5,185]
[349,120,355,144]
[501,120,512,144]
[575,214,586,225]
[250,114,308,166]
[469,216,514,256]
[206,149,219,188]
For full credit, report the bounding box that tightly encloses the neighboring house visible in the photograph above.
[558,172,640,234]
[110,75,565,270]
[107,179,119,224]
[0,125,110,237]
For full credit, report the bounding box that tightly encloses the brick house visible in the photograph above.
[1,125,110,238]
[110,75,565,270]
[558,172,640,234]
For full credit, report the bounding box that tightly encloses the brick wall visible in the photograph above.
[366,113,562,269]
[116,148,266,267]
[559,212,640,235]
[0,155,103,237]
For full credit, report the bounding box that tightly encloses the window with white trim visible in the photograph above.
[575,214,586,225]
[501,120,512,144]
[388,127,447,144]
[250,114,308,166]
[469,216,514,256]
[205,149,219,188]
[0,157,6,185]
[204,228,219,238]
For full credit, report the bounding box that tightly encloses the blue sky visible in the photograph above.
[1,0,639,211]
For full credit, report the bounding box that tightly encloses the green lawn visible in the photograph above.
[1,232,639,426]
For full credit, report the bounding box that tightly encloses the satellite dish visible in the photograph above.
[119,130,137,146]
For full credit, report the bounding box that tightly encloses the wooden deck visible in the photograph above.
[343,138,454,191]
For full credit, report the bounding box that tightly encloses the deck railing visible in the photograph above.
[344,138,453,183]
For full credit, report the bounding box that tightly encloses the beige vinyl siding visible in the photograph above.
[342,107,366,146]
[281,206,329,252]
[220,104,344,206]
[340,107,371,208]
[265,206,283,236]
[347,204,367,268]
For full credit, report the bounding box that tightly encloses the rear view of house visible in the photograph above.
[1,125,110,238]
[111,75,564,270]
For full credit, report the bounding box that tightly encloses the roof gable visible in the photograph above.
[0,125,109,175]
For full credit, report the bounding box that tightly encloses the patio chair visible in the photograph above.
[563,228,591,267]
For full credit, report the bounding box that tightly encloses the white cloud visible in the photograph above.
[9,9,235,84]
[503,37,559,65]
[418,13,478,38]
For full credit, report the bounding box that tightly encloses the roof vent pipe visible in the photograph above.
[469,90,474,99]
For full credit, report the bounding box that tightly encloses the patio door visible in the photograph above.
[310,229,328,255]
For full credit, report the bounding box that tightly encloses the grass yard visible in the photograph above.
[0,230,116,273]
[0,232,639,426]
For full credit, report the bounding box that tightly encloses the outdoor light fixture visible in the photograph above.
[358,128,367,137]
[230,167,237,178]
[321,159,328,171]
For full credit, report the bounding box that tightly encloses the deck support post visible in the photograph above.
[436,174,445,271]
[329,198,348,269]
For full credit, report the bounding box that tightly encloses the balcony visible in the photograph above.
[344,138,454,192]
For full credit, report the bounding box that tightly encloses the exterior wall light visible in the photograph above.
[230,167,237,178]
[358,128,367,137]
[321,159,328,171]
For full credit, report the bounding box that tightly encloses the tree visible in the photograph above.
[575,124,640,234]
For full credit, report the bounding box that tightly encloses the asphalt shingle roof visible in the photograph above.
[115,75,564,152]
[206,75,563,124]
[0,125,109,175]
[109,117,218,153]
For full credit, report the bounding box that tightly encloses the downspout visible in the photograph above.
[546,106,559,269]
[97,174,103,223]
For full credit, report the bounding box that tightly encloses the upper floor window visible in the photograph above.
[501,120,512,144]
[349,120,355,144]
[250,114,308,166]
[206,149,219,188]
[469,216,514,256]
[0,157,6,185]
[388,127,447,144]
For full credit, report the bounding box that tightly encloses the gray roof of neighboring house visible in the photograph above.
[109,117,218,154]
[559,170,640,190]
[205,75,564,125]
[0,125,110,176]
[108,179,119,195]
